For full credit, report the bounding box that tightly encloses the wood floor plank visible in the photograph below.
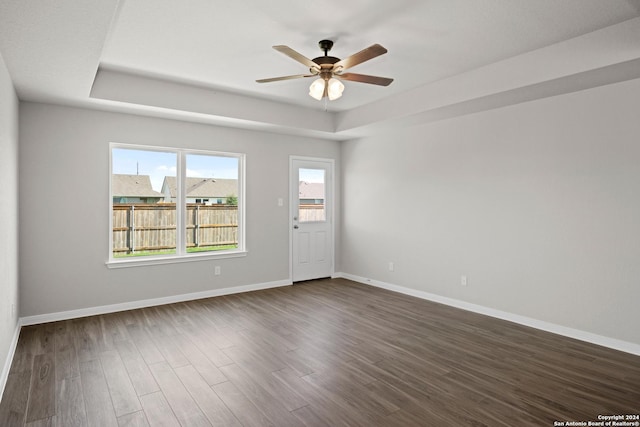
[117,410,149,427]
[152,334,190,369]
[181,327,234,367]
[0,371,31,426]
[223,350,307,412]
[114,340,159,397]
[171,334,227,385]
[174,365,241,427]
[236,329,315,376]
[24,416,54,427]
[55,375,87,427]
[124,324,165,366]
[148,361,210,426]
[143,306,180,338]
[219,363,303,427]
[382,401,452,427]
[33,324,56,355]
[79,359,118,427]
[100,313,131,344]
[2,278,639,426]
[74,316,104,363]
[302,370,399,420]
[25,353,55,423]
[54,320,80,381]
[212,380,276,427]
[271,367,362,427]
[222,344,284,375]
[291,405,332,427]
[139,392,179,427]
[99,350,142,416]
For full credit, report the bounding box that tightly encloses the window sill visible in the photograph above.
[105,250,247,269]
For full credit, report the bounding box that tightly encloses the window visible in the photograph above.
[109,143,245,266]
[298,168,326,222]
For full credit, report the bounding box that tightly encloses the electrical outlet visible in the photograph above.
[388,262,394,272]
[214,266,221,276]
[11,303,16,317]
[461,275,468,286]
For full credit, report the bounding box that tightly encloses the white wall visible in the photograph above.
[0,53,19,386]
[19,103,340,317]
[341,78,640,346]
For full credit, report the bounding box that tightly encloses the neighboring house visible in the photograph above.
[112,174,164,204]
[161,176,238,204]
[299,181,324,204]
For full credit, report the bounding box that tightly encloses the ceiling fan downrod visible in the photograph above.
[318,39,333,56]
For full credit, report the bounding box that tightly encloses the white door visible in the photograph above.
[291,157,334,282]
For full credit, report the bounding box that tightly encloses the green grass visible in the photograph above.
[114,245,238,258]
[187,245,237,253]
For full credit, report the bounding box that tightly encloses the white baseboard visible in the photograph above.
[20,279,292,326]
[8,271,638,404]
[334,272,640,356]
[0,320,23,403]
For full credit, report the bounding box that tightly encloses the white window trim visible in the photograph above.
[106,250,247,269]
[107,143,246,268]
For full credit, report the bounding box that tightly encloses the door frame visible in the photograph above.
[289,155,336,282]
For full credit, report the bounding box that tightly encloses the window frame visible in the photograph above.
[107,142,246,269]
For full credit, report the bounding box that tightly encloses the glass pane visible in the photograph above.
[112,148,177,258]
[299,168,326,222]
[185,154,239,253]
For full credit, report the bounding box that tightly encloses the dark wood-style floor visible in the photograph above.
[1,278,639,426]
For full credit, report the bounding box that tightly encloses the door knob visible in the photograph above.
[294,225,299,229]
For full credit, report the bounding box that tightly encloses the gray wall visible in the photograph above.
[14,76,640,350]
[18,103,340,316]
[0,53,19,380]
[341,78,640,345]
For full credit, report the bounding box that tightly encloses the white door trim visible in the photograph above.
[289,155,335,282]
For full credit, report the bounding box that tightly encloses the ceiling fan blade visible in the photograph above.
[338,73,393,86]
[333,44,388,71]
[273,45,320,71]
[256,74,315,83]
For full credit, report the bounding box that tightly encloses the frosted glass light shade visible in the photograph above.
[327,78,344,101]
[309,79,325,100]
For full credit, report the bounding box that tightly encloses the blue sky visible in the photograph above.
[113,148,325,191]
[299,168,325,183]
[112,148,239,191]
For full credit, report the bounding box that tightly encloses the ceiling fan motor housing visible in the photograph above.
[312,40,340,75]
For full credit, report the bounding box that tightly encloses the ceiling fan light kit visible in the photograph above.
[308,78,325,100]
[327,78,345,100]
[257,39,393,102]
[309,76,344,101]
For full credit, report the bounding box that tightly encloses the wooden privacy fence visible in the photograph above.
[299,204,326,222]
[113,204,238,254]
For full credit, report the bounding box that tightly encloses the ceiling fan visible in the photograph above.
[256,39,393,101]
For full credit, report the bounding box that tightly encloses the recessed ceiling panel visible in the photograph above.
[99,0,640,110]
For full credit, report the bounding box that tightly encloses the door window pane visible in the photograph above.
[299,168,326,222]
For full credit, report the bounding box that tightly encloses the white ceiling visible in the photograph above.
[1,0,640,139]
